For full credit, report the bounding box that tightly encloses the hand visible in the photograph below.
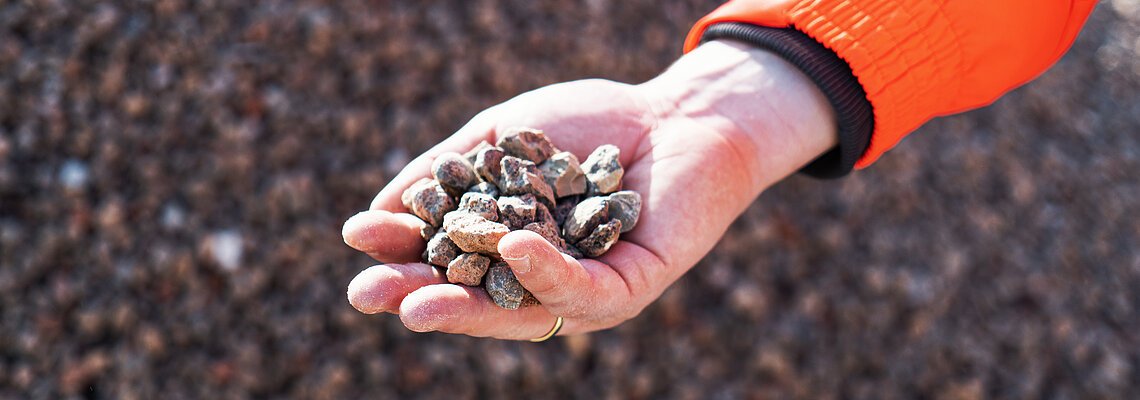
[342,41,837,340]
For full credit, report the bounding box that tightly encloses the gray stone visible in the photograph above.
[431,152,478,196]
[473,147,505,184]
[562,196,609,243]
[446,253,490,286]
[552,195,581,226]
[500,156,556,208]
[425,230,461,267]
[538,151,587,198]
[443,213,511,255]
[485,263,537,310]
[576,219,622,257]
[457,192,499,221]
[467,181,499,198]
[563,244,584,259]
[420,224,436,241]
[496,127,556,164]
[581,144,623,195]
[401,178,457,227]
[606,190,641,233]
[497,194,536,230]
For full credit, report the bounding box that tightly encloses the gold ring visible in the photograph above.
[529,316,564,342]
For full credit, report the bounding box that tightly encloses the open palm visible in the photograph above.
[343,78,774,339]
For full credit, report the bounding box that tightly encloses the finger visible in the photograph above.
[347,263,447,314]
[398,283,575,340]
[497,230,625,318]
[342,210,427,263]
[370,107,500,212]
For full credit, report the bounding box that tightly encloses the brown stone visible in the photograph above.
[606,190,641,233]
[462,141,493,164]
[497,194,536,230]
[467,181,499,198]
[538,151,587,198]
[457,192,498,221]
[424,230,460,267]
[496,127,556,164]
[500,156,556,208]
[523,220,567,251]
[446,253,490,286]
[443,213,510,255]
[581,144,623,195]
[552,195,581,226]
[485,263,537,310]
[473,146,505,185]
[419,224,436,241]
[562,196,609,243]
[431,152,478,197]
[401,178,456,227]
[576,219,622,257]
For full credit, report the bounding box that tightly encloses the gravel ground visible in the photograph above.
[2,1,1139,399]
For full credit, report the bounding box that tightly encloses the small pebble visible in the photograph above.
[606,191,641,233]
[443,213,511,255]
[467,181,499,198]
[500,156,556,208]
[447,253,490,286]
[539,151,587,198]
[581,145,623,195]
[474,147,505,184]
[457,192,499,221]
[431,152,478,196]
[462,141,493,164]
[496,127,556,164]
[497,194,536,230]
[402,178,457,227]
[485,263,537,310]
[576,219,622,257]
[562,196,609,243]
[523,220,567,251]
[425,230,460,267]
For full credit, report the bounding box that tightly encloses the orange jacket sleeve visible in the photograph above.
[684,0,1097,169]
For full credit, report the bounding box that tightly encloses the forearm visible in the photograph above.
[636,40,837,190]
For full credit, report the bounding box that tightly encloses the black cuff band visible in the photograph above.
[700,23,874,179]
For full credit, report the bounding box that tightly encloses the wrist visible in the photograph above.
[635,40,838,189]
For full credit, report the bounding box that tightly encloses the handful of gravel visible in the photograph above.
[402,127,641,309]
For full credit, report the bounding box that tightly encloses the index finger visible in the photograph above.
[370,106,501,212]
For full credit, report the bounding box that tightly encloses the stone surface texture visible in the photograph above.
[485,263,538,310]
[576,219,622,257]
[499,156,556,207]
[606,191,642,233]
[496,194,537,230]
[581,145,624,195]
[425,230,460,267]
[562,196,610,243]
[401,178,456,227]
[457,192,499,222]
[443,213,511,255]
[431,152,478,196]
[474,147,505,185]
[496,127,556,164]
[539,151,587,198]
[446,253,491,286]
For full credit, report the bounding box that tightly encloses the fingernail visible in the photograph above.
[503,253,532,274]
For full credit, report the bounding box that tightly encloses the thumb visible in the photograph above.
[497,230,593,316]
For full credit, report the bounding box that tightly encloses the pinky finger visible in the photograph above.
[398,284,581,341]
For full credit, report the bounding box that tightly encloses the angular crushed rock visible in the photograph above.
[497,194,536,230]
[425,230,460,267]
[443,213,510,255]
[539,151,587,198]
[606,190,641,233]
[431,152,478,196]
[402,178,456,227]
[562,196,609,243]
[576,219,622,257]
[474,146,505,185]
[485,263,538,310]
[581,144,623,195]
[496,127,556,164]
[467,181,499,198]
[457,192,499,221]
[446,253,491,286]
[462,141,493,164]
[500,156,556,208]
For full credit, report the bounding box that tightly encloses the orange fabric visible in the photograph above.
[684,0,1097,168]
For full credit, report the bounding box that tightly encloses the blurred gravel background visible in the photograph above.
[2,1,1139,399]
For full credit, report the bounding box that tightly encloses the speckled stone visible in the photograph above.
[539,151,587,198]
[443,213,511,255]
[576,219,622,257]
[446,253,490,286]
[500,156,556,208]
[485,263,537,310]
[467,181,500,198]
[462,141,493,164]
[581,145,623,195]
[474,147,505,185]
[402,178,457,227]
[496,127,556,164]
[431,152,478,196]
[497,194,536,230]
[606,190,641,233]
[457,192,498,221]
[424,230,460,267]
[562,196,609,243]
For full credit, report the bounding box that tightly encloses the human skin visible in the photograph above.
[341,40,837,340]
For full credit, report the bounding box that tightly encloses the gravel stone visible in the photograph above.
[457,192,499,221]
[485,263,537,310]
[431,152,478,196]
[443,213,511,255]
[496,127,556,164]
[500,156,556,208]
[462,141,493,164]
[425,230,461,267]
[474,147,505,185]
[562,196,610,243]
[606,190,642,233]
[402,178,457,227]
[467,181,500,198]
[581,145,623,195]
[523,220,567,251]
[576,219,622,257]
[539,151,587,198]
[552,195,581,226]
[497,194,537,230]
[446,253,491,286]
[419,224,436,241]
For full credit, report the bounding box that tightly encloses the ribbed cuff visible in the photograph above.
[700,23,874,179]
